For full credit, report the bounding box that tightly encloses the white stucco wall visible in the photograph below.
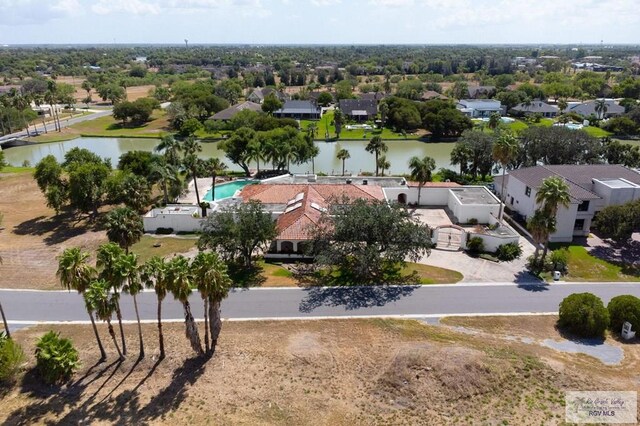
[383,187,452,206]
[143,206,204,233]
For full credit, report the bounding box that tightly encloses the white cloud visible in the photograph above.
[311,0,341,6]
[369,0,414,6]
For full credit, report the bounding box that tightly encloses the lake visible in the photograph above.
[3,137,458,175]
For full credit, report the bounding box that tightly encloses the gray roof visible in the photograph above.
[339,99,377,116]
[506,164,640,201]
[567,100,625,117]
[358,92,388,102]
[248,87,289,102]
[512,101,559,114]
[275,100,319,115]
[457,99,502,110]
[210,101,262,120]
[468,85,496,98]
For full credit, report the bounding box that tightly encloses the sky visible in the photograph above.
[0,0,639,45]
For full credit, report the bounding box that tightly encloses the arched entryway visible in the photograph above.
[434,225,465,251]
[280,241,294,253]
[397,193,407,204]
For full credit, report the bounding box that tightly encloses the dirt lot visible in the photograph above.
[2,317,638,425]
[0,172,108,289]
[56,76,156,104]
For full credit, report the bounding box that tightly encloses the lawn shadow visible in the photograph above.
[554,324,606,346]
[227,262,267,288]
[13,210,100,246]
[299,285,417,313]
[106,122,150,131]
[513,270,543,285]
[588,240,640,277]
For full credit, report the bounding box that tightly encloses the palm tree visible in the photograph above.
[488,112,501,130]
[104,207,144,253]
[155,135,182,167]
[183,137,203,205]
[192,252,232,355]
[149,160,178,205]
[528,209,553,263]
[57,248,106,362]
[166,255,203,356]
[595,99,608,120]
[86,279,125,361]
[141,256,168,359]
[0,298,9,339]
[336,148,350,176]
[379,102,389,128]
[408,155,436,206]
[365,136,388,176]
[450,144,471,176]
[96,243,128,356]
[535,176,571,259]
[557,98,568,113]
[492,131,519,223]
[334,108,343,139]
[247,139,262,173]
[117,253,145,359]
[203,158,228,201]
[377,155,390,177]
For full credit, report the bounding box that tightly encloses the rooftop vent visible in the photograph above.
[362,179,368,185]
[346,179,352,184]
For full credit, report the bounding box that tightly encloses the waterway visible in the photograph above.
[3,137,458,175]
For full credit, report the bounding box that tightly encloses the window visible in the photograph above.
[574,219,585,231]
[577,200,590,212]
[525,186,531,197]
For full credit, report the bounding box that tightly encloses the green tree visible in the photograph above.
[149,160,178,205]
[86,279,125,361]
[183,137,203,205]
[317,92,333,107]
[166,255,203,356]
[141,256,169,360]
[68,162,111,218]
[219,127,256,176]
[199,200,277,267]
[309,199,433,284]
[57,248,106,362]
[365,136,388,176]
[203,158,228,201]
[607,295,640,334]
[408,155,436,205]
[595,99,608,120]
[535,176,571,259]
[558,293,609,338]
[492,131,519,222]
[333,108,343,139]
[452,130,494,179]
[593,200,640,243]
[261,93,283,115]
[104,207,144,253]
[116,253,145,358]
[336,148,350,176]
[155,135,182,167]
[377,155,390,177]
[527,209,553,263]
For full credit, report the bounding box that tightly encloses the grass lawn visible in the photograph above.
[583,125,613,138]
[130,235,197,263]
[27,132,80,143]
[549,244,640,282]
[302,110,423,140]
[403,262,464,284]
[70,110,170,138]
[0,166,34,174]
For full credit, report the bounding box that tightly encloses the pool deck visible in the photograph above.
[179,177,217,204]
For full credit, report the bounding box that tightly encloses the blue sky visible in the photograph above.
[1,0,639,45]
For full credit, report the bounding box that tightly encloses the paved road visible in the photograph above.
[0,108,112,142]
[2,282,640,324]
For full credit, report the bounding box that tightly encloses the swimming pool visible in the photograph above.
[203,179,257,201]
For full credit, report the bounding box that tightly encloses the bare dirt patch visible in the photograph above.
[2,319,636,425]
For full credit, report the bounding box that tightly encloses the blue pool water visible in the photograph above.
[203,180,257,201]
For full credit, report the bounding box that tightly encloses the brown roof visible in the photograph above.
[506,165,640,201]
[421,90,448,100]
[210,101,261,120]
[407,181,460,188]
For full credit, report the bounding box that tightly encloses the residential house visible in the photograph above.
[421,90,448,101]
[247,87,289,104]
[511,100,559,118]
[467,85,496,99]
[564,99,625,118]
[494,165,640,242]
[273,100,321,119]
[358,92,388,103]
[338,99,378,121]
[209,101,262,121]
[456,99,503,118]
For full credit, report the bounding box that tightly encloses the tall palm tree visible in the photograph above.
[379,102,389,128]
[450,144,471,176]
[334,108,343,139]
[408,155,436,206]
[528,209,553,263]
[336,148,350,176]
[166,255,203,356]
[595,99,608,120]
[155,135,182,167]
[377,155,390,177]
[557,98,568,113]
[535,176,571,259]
[141,256,168,359]
[192,252,232,355]
[492,131,519,223]
[203,158,228,201]
[57,247,106,362]
[149,160,178,205]
[96,243,128,356]
[365,136,388,176]
[487,112,501,130]
[247,139,262,173]
[117,253,145,359]
[86,279,124,361]
[104,207,144,253]
[183,137,203,205]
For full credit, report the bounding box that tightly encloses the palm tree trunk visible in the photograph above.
[418,186,422,206]
[115,302,127,356]
[107,320,125,361]
[211,173,216,201]
[498,167,507,223]
[162,181,169,205]
[88,311,107,362]
[133,294,144,359]
[0,300,11,339]
[203,298,210,354]
[256,157,260,173]
[208,298,222,354]
[342,159,345,176]
[182,301,203,356]
[41,115,48,134]
[312,157,315,175]
[157,299,165,360]
[192,169,200,205]
[375,153,379,176]
[542,241,550,261]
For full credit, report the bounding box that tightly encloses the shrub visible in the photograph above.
[468,218,479,225]
[607,295,640,334]
[558,293,610,338]
[35,331,80,385]
[466,236,484,254]
[0,332,25,383]
[549,248,569,272]
[155,227,174,235]
[495,242,523,262]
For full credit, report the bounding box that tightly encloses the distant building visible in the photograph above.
[338,99,377,121]
[210,101,262,121]
[273,100,321,119]
[421,90,448,101]
[247,87,289,104]
[456,99,502,118]
[467,85,496,99]
[511,100,559,118]
[358,92,388,103]
[564,99,625,118]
